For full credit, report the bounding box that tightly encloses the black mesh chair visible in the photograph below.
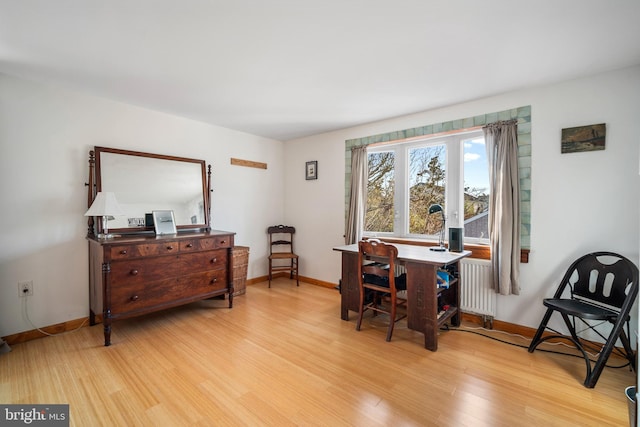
[356,239,407,342]
[528,252,638,388]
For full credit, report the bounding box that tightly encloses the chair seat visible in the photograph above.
[270,252,297,259]
[543,298,618,320]
[362,272,407,291]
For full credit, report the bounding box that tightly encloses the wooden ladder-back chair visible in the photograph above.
[528,251,639,388]
[356,239,407,342]
[267,225,299,287]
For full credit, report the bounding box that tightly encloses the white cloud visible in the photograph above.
[464,153,480,162]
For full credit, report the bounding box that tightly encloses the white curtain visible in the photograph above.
[484,120,520,295]
[345,146,368,244]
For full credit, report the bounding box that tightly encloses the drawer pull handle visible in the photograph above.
[167,245,174,251]
[186,243,193,248]
[130,269,139,276]
[210,278,217,284]
[220,240,226,245]
[130,295,139,301]
[211,258,217,264]
[119,250,127,255]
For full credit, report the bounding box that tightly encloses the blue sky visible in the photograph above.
[463,137,489,193]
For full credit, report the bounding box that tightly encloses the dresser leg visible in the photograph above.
[103,324,111,346]
[103,311,112,346]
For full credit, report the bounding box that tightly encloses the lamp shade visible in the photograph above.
[428,204,443,214]
[84,192,125,217]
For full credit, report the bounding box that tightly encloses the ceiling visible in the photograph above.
[1,1,639,141]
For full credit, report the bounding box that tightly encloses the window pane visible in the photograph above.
[365,151,394,233]
[463,136,489,239]
[408,145,446,234]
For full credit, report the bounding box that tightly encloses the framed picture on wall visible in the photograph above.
[305,161,318,180]
[561,123,606,153]
[152,210,177,235]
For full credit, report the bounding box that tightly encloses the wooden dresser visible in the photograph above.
[88,230,235,346]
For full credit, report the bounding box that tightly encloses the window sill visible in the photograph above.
[370,237,529,263]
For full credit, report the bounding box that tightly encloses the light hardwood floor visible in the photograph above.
[1,279,635,426]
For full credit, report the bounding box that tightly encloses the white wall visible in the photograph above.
[0,74,284,337]
[284,65,640,331]
[2,66,638,339]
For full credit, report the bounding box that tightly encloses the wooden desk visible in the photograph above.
[333,243,471,351]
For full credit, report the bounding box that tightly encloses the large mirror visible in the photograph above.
[92,146,209,234]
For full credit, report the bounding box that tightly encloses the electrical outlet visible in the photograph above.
[18,280,33,297]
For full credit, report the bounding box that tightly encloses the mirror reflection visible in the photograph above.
[96,147,208,233]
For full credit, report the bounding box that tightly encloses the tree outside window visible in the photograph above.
[364,130,489,244]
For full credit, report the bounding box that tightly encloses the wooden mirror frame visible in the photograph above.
[87,147,211,236]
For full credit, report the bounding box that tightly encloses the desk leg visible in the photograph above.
[341,295,349,321]
[340,252,360,321]
[406,262,438,351]
[451,261,461,327]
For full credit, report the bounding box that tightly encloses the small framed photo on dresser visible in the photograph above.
[152,210,177,235]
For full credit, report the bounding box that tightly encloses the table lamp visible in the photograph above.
[85,191,125,238]
[428,204,446,251]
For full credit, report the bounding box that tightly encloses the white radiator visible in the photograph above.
[460,258,496,318]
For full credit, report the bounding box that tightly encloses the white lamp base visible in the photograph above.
[97,216,114,239]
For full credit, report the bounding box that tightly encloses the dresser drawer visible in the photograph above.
[180,238,214,252]
[110,257,176,285]
[111,277,184,315]
[213,235,232,248]
[178,235,232,251]
[111,241,179,259]
[111,271,228,313]
[109,279,167,315]
[177,249,228,274]
[179,270,229,293]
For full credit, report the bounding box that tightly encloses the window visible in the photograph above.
[364,129,489,244]
[364,151,395,233]
[463,135,490,240]
[409,144,446,235]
